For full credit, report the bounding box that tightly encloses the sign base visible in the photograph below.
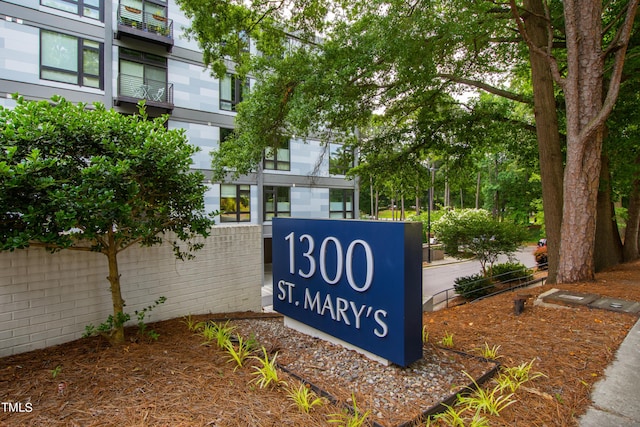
[284,317,391,366]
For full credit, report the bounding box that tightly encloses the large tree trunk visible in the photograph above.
[594,153,623,271]
[105,229,125,345]
[523,0,564,283]
[623,176,640,261]
[557,2,604,283]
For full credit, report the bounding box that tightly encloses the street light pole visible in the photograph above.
[426,165,436,263]
[427,187,431,263]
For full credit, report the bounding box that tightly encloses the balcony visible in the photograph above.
[114,73,174,112]
[115,4,174,51]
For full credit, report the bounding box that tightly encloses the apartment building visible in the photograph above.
[0,0,359,262]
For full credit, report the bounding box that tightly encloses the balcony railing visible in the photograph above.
[116,4,174,50]
[115,73,174,111]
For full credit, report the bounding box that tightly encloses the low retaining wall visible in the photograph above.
[0,225,263,357]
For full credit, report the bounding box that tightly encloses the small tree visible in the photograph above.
[432,209,526,276]
[0,95,216,344]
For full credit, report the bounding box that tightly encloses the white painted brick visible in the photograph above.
[0,300,29,313]
[30,312,61,325]
[0,333,31,349]
[44,317,77,331]
[45,300,76,314]
[1,318,29,331]
[12,306,45,320]
[1,226,262,356]
[30,295,61,308]
[30,329,53,343]
[4,342,38,357]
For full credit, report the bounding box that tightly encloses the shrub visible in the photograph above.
[534,245,548,270]
[433,209,527,275]
[490,262,533,283]
[454,274,495,300]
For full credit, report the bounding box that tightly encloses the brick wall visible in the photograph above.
[0,225,263,357]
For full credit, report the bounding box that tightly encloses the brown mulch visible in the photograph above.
[2,260,640,426]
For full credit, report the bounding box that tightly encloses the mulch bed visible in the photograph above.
[1,260,640,426]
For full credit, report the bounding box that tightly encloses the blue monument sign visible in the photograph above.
[272,218,423,367]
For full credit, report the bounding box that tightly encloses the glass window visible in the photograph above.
[330,189,354,219]
[40,30,103,89]
[264,186,290,220]
[329,144,354,176]
[220,127,234,144]
[119,48,167,102]
[264,138,290,171]
[41,0,103,21]
[220,74,249,111]
[220,184,251,223]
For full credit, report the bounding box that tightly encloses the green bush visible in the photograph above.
[534,246,548,269]
[408,210,446,243]
[490,262,533,283]
[454,274,495,300]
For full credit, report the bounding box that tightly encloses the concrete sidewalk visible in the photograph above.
[579,316,640,426]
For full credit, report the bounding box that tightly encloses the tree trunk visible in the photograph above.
[523,0,565,284]
[594,153,623,271]
[557,1,603,283]
[105,229,125,345]
[623,176,640,261]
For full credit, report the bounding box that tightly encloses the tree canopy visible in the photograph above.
[0,95,216,343]
[177,0,640,283]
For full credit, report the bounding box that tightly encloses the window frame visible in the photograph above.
[220,74,249,111]
[220,127,234,144]
[264,138,291,171]
[118,48,168,100]
[264,186,291,220]
[329,143,355,176]
[220,184,251,223]
[329,188,355,219]
[40,30,104,89]
[41,0,104,21]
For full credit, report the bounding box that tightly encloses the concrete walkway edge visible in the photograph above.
[579,316,640,426]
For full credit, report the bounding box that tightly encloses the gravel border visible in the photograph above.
[232,317,498,426]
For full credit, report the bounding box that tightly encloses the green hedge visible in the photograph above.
[453,274,495,300]
[490,262,533,283]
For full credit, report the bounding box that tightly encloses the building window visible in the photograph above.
[119,1,169,35]
[220,184,251,223]
[119,48,167,102]
[264,186,290,220]
[329,144,354,176]
[264,139,290,171]
[220,74,248,111]
[41,0,103,21]
[40,30,103,89]
[220,127,234,144]
[330,189,354,219]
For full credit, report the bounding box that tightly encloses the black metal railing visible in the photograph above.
[427,264,547,310]
[117,73,174,105]
[117,4,174,40]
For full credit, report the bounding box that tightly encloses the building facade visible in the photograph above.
[0,0,359,262]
